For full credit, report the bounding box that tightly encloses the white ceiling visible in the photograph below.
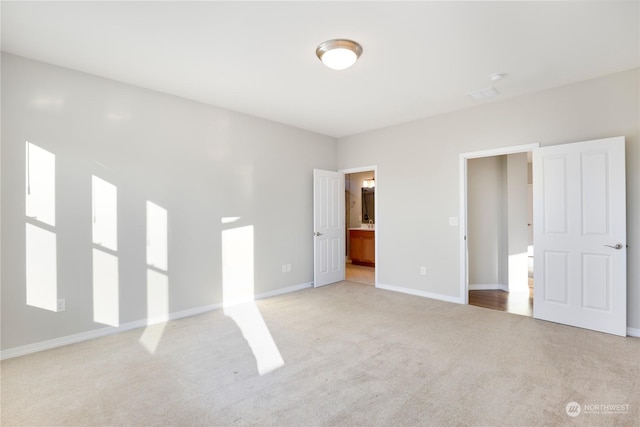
[2,1,638,138]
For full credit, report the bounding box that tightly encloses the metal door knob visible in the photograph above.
[604,243,623,250]
[314,232,324,237]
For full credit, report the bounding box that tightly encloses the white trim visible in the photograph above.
[459,143,539,305]
[0,282,312,360]
[468,284,509,292]
[0,321,146,361]
[461,144,540,159]
[627,327,640,338]
[255,282,313,300]
[222,282,313,308]
[339,165,379,288]
[377,282,463,304]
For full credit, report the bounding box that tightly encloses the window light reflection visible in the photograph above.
[92,176,118,251]
[222,222,284,375]
[140,201,169,354]
[26,223,57,311]
[92,248,119,326]
[25,141,58,312]
[25,141,55,226]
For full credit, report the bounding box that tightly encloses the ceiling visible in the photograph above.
[2,1,638,138]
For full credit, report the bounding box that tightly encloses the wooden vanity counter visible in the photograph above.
[349,229,375,267]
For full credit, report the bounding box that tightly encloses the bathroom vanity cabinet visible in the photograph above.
[349,229,375,267]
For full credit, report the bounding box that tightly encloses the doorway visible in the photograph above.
[460,138,626,335]
[341,166,377,286]
[459,144,538,316]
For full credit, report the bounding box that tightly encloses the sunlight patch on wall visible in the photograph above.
[222,225,254,306]
[91,175,120,326]
[92,249,119,326]
[26,142,56,226]
[25,141,58,311]
[146,269,169,323]
[140,201,169,355]
[146,201,168,271]
[26,224,57,311]
[92,176,118,251]
[221,216,241,224]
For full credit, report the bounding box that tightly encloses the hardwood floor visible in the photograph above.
[469,279,533,316]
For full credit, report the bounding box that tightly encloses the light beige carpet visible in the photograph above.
[2,281,638,426]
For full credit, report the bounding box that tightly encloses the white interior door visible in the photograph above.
[533,136,626,336]
[313,169,345,287]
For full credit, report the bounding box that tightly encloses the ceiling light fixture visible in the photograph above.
[316,39,363,71]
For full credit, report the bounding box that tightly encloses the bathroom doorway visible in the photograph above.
[342,166,377,286]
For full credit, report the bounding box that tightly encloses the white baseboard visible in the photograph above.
[376,282,463,304]
[468,283,509,292]
[627,327,640,338]
[0,321,146,361]
[0,282,312,360]
[255,282,313,300]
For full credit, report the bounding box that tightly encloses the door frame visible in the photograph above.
[339,165,378,287]
[458,143,539,303]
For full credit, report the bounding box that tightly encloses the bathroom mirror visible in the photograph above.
[361,187,375,223]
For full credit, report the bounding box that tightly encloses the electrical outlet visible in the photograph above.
[57,298,66,312]
[286,264,291,272]
[282,264,287,273]
[420,266,427,276]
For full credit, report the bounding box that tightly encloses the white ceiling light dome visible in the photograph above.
[316,39,363,71]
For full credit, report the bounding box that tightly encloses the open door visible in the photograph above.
[533,136,626,336]
[313,169,345,287]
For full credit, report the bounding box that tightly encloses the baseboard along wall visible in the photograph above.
[468,284,509,292]
[4,281,636,359]
[1,282,313,360]
[376,282,463,304]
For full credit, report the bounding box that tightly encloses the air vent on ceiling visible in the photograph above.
[468,86,499,101]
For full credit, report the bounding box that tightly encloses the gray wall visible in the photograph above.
[1,54,337,351]
[2,54,639,353]
[338,67,640,330]
[506,152,529,292]
[467,155,507,287]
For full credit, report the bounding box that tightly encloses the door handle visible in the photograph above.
[314,232,324,237]
[604,243,623,250]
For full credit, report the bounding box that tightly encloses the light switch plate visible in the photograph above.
[449,217,459,226]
